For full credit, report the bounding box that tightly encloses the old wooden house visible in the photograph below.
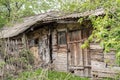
[0,8,120,78]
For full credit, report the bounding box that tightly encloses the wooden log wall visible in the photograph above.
[4,38,23,55]
[90,43,118,79]
[27,27,50,66]
[52,24,68,71]
[90,43,116,66]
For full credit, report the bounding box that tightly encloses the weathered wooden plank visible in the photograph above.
[76,43,79,66]
[69,66,84,70]
[91,61,120,79]
[91,61,106,69]
[53,53,67,71]
[91,53,104,62]
[92,68,120,78]
[74,70,84,77]
[90,44,103,50]
[84,68,89,77]
[74,43,77,66]
[92,69,119,74]
[79,43,83,66]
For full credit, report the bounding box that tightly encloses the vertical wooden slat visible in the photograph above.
[74,43,77,66]
[15,39,19,54]
[79,30,83,66]
[79,43,83,66]
[71,44,74,66]
[76,43,80,66]
[11,40,13,52]
[5,39,8,54]
[7,38,10,54]
[12,40,14,52]
[22,34,27,48]
[67,31,70,70]
[87,49,91,77]
[68,44,72,66]
[84,49,88,66]
[83,29,91,77]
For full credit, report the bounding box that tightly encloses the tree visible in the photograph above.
[0,0,34,27]
[0,0,60,27]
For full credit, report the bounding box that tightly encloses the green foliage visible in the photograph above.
[0,49,34,80]
[0,0,60,28]
[6,57,30,69]
[19,49,34,65]
[11,68,89,80]
[4,49,34,70]
[60,0,120,65]
[89,12,120,65]
[81,40,89,49]
[0,61,5,68]
[103,73,120,80]
[0,15,7,28]
[78,18,83,24]
[60,0,102,13]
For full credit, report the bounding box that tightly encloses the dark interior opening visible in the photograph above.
[35,38,39,45]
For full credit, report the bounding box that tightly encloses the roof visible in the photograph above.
[0,8,104,38]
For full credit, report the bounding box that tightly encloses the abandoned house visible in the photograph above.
[0,8,120,79]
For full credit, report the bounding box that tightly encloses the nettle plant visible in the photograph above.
[85,1,120,65]
[88,14,120,65]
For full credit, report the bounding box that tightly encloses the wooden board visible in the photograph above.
[91,61,120,79]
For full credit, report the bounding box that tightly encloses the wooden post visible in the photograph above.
[22,33,27,49]
[49,26,53,64]
[66,29,70,71]
[15,39,19,54]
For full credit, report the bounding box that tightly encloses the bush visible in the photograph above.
[0,49,35,80]
[19,49,34,65]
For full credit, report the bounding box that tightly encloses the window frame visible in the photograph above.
[57,29,67,46]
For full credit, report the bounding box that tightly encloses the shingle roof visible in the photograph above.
[0,8,104,38]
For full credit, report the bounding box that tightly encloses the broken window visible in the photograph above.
[57,31,66,45]
[28,39,34,47]
[28,38,39,47]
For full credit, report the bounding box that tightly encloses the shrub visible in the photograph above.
[19,49,34,66]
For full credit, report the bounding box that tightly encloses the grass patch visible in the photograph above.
[11,69,89,80]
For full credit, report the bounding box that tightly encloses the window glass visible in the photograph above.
[58,31,66,45]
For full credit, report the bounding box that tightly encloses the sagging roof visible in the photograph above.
[0,8,104,38]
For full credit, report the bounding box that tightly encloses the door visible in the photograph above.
[67,29,91,77]
[39,35,50,64]
[29,38,40,65]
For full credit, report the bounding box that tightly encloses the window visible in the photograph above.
[28,38,39,47]
[69,30,81,41]
[57,31,66,45]
[28,39,34,47]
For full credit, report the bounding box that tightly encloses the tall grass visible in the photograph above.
[11,68,89,80]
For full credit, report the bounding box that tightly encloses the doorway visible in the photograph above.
[67,29,91,77]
